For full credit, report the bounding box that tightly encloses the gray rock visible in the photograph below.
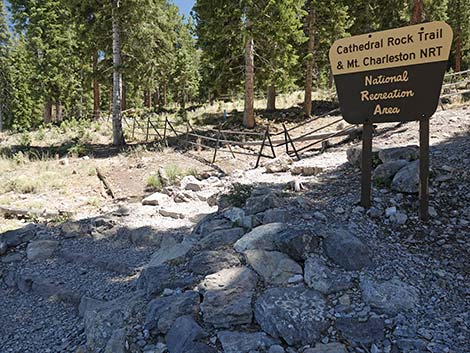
[26,240,58,261]
[244,250,302,285]
[373,160,409,185]
[265,157,293,173]
[234,223,285,253]
[142,192,172,206]
[360,277,419,315]
[0,224,38,249]
[105,328,126,353]
[254,287,328,346]
[194,215,233,238]
[145,291,200,333]
[391,160,420,194]
[262,208,288,224]
[137,264,196,296]
[84,293,144,352]
[245,193,283,215]
[323,228,372,271]
[347,146,381,169]
[0,241,7,255]
[268,345,285,353]
[118,226,162,247]
[199,228,245,249]
[181,175,204,192]
[223,207,246,224]
[148,239,193,267]
[336,317,385,344]
[390,212,408,225]
[274,228,322,261]
[79,296,106,317]
[198,267,257,328]
[189,251,241,275]
[304,343,348,353]
[304,256,353,295]
[217,331,277,353]
[166,316,210,353]
[378,145,419,164]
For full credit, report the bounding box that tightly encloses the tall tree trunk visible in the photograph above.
[55,99,62,122]
[0,104,3,132]
[122,80,127,111]
[147,89,152,109]
[455,0,462,72]
[44,100,52,123]
[304,5,315,116]
[93,52,100,120]
[163,84,167,107]
[267,85,276,111]
[411,0,424,24]
[154,90,159,110]
[243,36,255,128]
[455,32,462,72]
[112,0,125,146]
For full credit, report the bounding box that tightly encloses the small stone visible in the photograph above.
[390,212,408,225]
[269,345,285,353]
[0,241,7,255]
[142,192,172,206]
[336,317,385,344]
[385,207,397,217]
[189,251,241,275]
[313,211,327,222]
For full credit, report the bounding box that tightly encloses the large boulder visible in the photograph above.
[0,224,38,251]
[304,256,353,295]
[378,145,419,164]
[217,331,278,353]
[274,228,322,261]
[144,291,200,333]
[234,223,285,253]
[189,251,241,275]
[373,160,409,186]
[391,160,420,194]
[360,277,419,316]
[254,287,328,346]
[244,250,302,285]
[83,293,145,353]
[147,238,193,267]
[198,267,258,328]
[26,240,59,261]
[323,228,372,271]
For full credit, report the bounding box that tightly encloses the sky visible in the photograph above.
[173,0,195,19]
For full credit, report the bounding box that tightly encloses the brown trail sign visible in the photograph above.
[329,22,453,221]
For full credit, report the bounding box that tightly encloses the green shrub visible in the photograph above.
[146,175,163,191]
[220,183,253,208]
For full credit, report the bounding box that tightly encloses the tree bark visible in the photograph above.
[411,0,424,24]
[267,85,276,111]
[304,5,315,116]
[44,100,52,123]
[112,0,125,146]
[243,36,255,128]
[455,0,462,72]
[55,99,62,121]
[93,52,100,120]
[121,80,127,111]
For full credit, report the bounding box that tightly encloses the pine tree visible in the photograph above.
[448,0,470,71]
[0,0,10,131]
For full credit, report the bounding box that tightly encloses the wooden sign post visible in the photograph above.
[329,22,453,221]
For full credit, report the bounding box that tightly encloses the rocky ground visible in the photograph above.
[0,105,469,353]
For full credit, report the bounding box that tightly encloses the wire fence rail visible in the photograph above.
[122,69,470,168]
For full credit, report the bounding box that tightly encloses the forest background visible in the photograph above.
[0,0,468,142]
